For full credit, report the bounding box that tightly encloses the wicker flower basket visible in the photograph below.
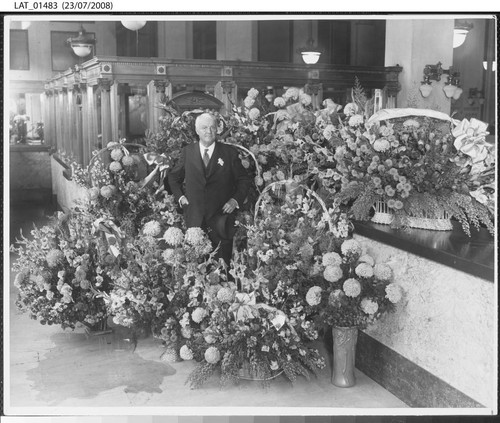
[371,201,453,231]
[237,361,283,381]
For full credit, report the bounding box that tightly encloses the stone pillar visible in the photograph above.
[385,19,454,113]
[98,78,113,145]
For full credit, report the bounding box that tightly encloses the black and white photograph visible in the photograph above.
[3,9,498,422]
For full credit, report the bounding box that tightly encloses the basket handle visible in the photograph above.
[253,180,335,233]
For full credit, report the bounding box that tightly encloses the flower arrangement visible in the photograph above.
[72,140,175,237]
[179,183,348,388]
[330,106,495,236]
[305,238,403,329]
[11,209,112,330]
[105,219,216,346]
[182,252,327,389]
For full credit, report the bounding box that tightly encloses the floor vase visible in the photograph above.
[332,326,358,388]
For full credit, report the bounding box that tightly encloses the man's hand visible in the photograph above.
[179,196,189,207]
[222,198,238,214]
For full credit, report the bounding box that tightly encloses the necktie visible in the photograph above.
[203,148,210,168]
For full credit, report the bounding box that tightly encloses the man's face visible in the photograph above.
[196,117,217,147]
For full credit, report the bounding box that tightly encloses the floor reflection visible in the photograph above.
[26,325,176,405]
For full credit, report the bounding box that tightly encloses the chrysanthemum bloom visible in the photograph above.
[204,346,221,364]
[323,265,343,283]
[74,266,87,281]
[46,290,55,300]
[203,332,217,344]
[276,170,285,180]
[100,185,115,199]
[328,289,343,307]
[283,87,300,100]
[273,97,286,108]
[358,254,375,266]
[109,161,122,173]
[244,96,255,108]
[143,220,161,237]
[217,287,234,303]
[181,327,193,339]
[348,114,364,127]
[122,155,135,166]
[343,278,362,297]
[184,227,206,246]
[163,227,184,246]
[247,88,259,99]
[191,307,207,323]
[110,148,124,161]
[360,298,379,314]
[385,283,402,303]
[341,239,362,257]
[255,176,264,186]
[299,93,312,106]
[403,119,420,129]
[87,187,100,201]
[374,263,393,281]
[322,251,342,267]
[355,262,374,278]
[343,102,358,116]
[248,107,261,120]
[305,286,322,306]
[373,138,391,152]
[106,141,119,148]
[46,249,65,268]
[179,345,194,360]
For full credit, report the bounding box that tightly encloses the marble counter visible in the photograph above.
[353,227,496,410]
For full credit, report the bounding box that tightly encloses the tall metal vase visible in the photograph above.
[331,326,358,388]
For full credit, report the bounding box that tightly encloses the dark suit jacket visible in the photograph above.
[167,141,251,229]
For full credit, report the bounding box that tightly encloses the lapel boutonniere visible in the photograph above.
[218,158,224,166]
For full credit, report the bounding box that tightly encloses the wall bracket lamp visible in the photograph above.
[66,24,96,58]
[420,62,462,99]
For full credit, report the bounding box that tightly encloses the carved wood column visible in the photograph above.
[42,88,54,148]
[147,79,171,133]
[305,82,323,111]
[98,78,113,145]
[214,80,237,115]
[110,81,120,143]
[86,84,99,152]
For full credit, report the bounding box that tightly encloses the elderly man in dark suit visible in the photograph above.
[167,112,251,266]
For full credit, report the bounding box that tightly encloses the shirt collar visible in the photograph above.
[199,142,216,158]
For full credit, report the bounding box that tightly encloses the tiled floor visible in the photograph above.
[5,201,408,415]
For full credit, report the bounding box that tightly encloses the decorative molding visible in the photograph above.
[356,331,485,408]
[97,78,113,91]
[155,64,167,75]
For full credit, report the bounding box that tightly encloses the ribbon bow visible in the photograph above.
[92,217,124,257]
[229,291,297,336]
[140,152,171,192]
[229,292,259,322]
[452,118,491,164]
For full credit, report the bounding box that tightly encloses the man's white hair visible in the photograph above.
[195,113,217,130]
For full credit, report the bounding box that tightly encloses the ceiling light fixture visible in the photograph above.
[66,24,96,58]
